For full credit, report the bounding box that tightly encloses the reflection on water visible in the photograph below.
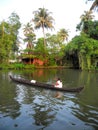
[54,92,63,98]
[71,99,98,130]
[0,74,21,120]
[0,70,98,130]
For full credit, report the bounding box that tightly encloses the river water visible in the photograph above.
[0,69,98,130]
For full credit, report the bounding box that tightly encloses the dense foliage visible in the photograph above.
[0,4,98,70]
[0,12,21,64]
[65,34,98,70]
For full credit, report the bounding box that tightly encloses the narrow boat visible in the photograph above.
[9,75,84,92]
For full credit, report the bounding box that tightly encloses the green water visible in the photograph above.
[0,69,98,130]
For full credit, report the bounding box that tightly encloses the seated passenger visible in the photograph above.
[54,78,62,88]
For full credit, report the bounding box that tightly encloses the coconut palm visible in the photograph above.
[76,10,94,33]
[80,10,94,22]
[23,22,36,50]
[87,0,98,11]
[57,28,69,42]
[33,7,54,48]
[23,22,33,35]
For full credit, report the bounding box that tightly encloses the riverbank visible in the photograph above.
[0,63,73,70]
[0,63,97,71]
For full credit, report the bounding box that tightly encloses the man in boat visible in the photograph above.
[54,78,62,88]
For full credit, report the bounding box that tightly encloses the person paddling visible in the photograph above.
[54,78,62,88]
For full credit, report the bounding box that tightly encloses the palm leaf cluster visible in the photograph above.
[33,8,54,47]
[33,8,54,30]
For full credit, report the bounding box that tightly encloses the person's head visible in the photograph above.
[57,78,60,81]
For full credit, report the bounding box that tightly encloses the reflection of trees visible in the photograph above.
[0,73,20,119]
[70,99,98,129]
[33,94,55,127]
[32,90,64,128]
[32,69,57,82]
[0,102,20,119]
[14,69,57,82]
[15,84,36,104]
[14,83,64,128]
[69,70,98,129]
[33,104,56,127]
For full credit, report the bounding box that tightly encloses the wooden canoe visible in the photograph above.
[9,75,84,92]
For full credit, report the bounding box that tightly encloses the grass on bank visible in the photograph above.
[0,62,97,70]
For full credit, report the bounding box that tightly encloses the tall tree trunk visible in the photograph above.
[42,24,46,48]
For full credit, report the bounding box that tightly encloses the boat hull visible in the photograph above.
[10,75,84,92]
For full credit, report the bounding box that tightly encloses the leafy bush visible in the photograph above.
[14,63,25,69]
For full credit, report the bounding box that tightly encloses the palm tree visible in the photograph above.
[80,10,94,22]
[23,22,36,64]
[76,10,94,33]
[33,7,54,48]
[23,22,33,35]
[57,28,69,42]
[86,0,98,11]
[23,22,36,50]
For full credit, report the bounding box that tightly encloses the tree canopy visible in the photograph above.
[33,7,54,47]
[0,12,21,64]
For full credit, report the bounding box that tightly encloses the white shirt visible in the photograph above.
[55,80,62,88]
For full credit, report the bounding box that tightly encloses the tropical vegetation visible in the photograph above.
[0,2,98,70]
[33,7,54,48]
[65,8,98,70]
[0,12,21,65]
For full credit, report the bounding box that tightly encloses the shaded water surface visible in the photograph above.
[0,69,98,130]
